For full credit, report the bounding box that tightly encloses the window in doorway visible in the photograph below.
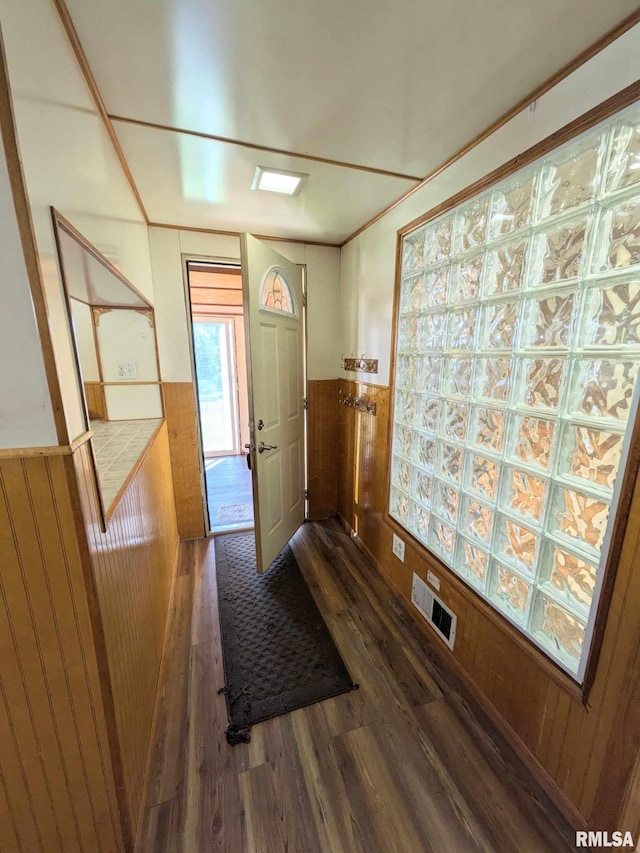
[261,267,295,314]
[389,100,640,682]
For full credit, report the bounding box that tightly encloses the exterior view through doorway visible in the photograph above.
[187,260,254,533]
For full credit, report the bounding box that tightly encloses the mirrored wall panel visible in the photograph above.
[54,212,163,521]
[390,101,640,680]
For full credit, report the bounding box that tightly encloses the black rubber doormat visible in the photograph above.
[215,532,357,744]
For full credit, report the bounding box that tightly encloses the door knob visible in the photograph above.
[258,441,278,453]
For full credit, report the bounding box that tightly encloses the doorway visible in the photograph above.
[187,260,254,533]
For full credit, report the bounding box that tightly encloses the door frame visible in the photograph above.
[182,252,309,537]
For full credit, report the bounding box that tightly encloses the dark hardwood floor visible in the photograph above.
[136,520,575,852]
[205,455,254,532]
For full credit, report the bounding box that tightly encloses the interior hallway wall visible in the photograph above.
[0,73,58,446]
[0,39,124,847]
[149,225,341,536]
[337,23,640,834]
[2,0,155,444]
[0,5,181,850]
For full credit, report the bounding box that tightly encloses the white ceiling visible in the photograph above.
[63,0,639,244]
[111,119,417,244]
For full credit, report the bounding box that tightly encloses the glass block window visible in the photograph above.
[390,102,640,681]
[261,267,294,313]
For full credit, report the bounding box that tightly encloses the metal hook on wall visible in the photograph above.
[341,354,379,374]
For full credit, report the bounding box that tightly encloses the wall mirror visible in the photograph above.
[52,210,164,525]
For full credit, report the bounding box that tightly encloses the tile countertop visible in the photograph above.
[90,419,163,511]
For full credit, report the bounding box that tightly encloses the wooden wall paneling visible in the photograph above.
[336,377,640,833]
[71,446,135,849]
[23,456,118,848]
[306,380,338,520]
[188,265,242,282]
[190,287,243,307]
[618,746,640,841]
[0,453,123,853]
[579,476,640,823]
[351,381,391,563]
[337,380,355,527]
[84,382,107,421]
[0,639,55,853]
[162,383,206,539]
[534,680,560,769]
[71,422,179,840]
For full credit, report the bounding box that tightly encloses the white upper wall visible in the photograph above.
[70,300,99,382]
[1,0,155,441]
[150,227,341,383]
[340,24,640,386]
[0,122,58,448]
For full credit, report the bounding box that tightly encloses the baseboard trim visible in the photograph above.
[336,512,588,834]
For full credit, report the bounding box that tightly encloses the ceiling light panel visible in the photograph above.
[251,166,309,196]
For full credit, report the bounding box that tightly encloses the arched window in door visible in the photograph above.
[260,267,295,314]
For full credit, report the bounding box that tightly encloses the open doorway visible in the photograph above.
[186,260,254,533]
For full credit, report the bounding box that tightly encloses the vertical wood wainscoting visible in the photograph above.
[0,451,122,853]
[338,380,392,558]
[73,422,179,843]
[307,379,339,520]
[163,383,205,539]
[337,378,640,834]
[84,382,107,421]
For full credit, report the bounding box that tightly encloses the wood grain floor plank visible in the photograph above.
[137,798,180,853]
[373,712,495,853]
[316,681,375,738]
[290,533,352,615]
[419,697,575,852]
[348,599,442,706]
[245,710,290,771]
[335,721,438,853]
[144,572,194,809]
[190,539,218,647]
[324,609,408,716]
[290,702,364,852]
[239,758,311,853]
[183,640,247,853]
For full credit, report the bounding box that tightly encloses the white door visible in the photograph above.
[241,234,306,572]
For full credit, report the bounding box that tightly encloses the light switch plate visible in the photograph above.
[114,360,138,380]
[427,570,441,592]
[392,533,405,562]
